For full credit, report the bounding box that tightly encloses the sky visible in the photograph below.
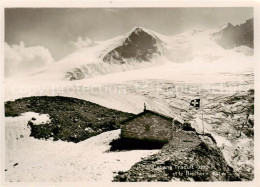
[4,8,253,77]
[5,8,253,60]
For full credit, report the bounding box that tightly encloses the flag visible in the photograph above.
[190,99,200,108]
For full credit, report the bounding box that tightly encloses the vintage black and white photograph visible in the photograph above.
[1,2,258,184]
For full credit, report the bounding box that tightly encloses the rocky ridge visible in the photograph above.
[114,129,240,181]
[5,96,135,143]
[212,18,253,49]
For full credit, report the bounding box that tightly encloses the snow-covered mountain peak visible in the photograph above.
[132,27,147,34]
[129,27,155,35]
[103,27,163,64]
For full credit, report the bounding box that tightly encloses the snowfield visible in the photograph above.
[5,112,158,182]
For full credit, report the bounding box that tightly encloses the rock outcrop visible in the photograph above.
[5,96,135,143]
[103,27,162,64]
[212,18,253,49]
[114,130,240,182]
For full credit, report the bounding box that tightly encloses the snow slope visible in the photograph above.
[5,112,158,182]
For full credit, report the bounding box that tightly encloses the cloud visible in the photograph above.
[70,37,96,50]
[5,41,54,77]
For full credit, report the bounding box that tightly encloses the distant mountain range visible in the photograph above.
[20,19,253,81]
[212,18,253,49]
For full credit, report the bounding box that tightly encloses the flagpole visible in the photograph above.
[201,96,204,135]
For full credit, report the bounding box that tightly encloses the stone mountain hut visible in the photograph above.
[120,104,174,144]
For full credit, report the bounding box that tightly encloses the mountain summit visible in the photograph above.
[212,18,253,49]
[103,27,162,64]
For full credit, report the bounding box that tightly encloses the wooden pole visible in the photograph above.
[201,97,204,135]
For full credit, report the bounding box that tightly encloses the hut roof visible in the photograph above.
[120,109,173,124]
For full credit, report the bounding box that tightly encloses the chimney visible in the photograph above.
[144,103,146,112]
